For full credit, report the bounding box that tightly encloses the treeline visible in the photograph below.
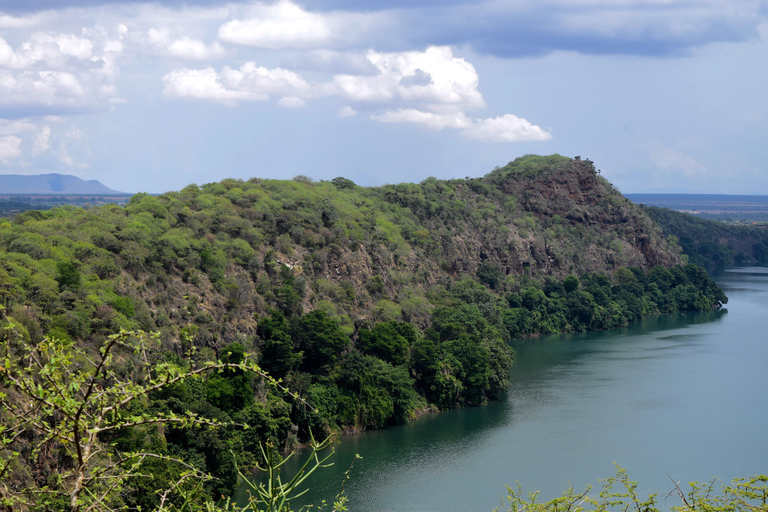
[642,205,768,272]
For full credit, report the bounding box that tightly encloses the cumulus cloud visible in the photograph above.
[169,38,225,60]
[462,114,552,142]
[373,109,551,142]
[163,61,317,105]
[333,46,485,112]
[162,67,266,105]
[373,109,471,130]
[218,0,337,49]
[336,47,551,142]
[162,45,549,142]
[0,118,60,164]
[0,136,23,164]
[147,28,226,60]
[0,119,38,136]
[0,29,123,110]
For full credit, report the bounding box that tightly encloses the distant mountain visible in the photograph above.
[0,173,128,195]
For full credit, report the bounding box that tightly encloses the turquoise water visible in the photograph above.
[237,268,768,511]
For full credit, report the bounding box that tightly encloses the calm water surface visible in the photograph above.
[238,268,768,511]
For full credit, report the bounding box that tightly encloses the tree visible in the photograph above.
[0,308,330,512]
[55,260,82,292]
[292,310,349,373]
[357,321,415,367]
[563,274,580,294]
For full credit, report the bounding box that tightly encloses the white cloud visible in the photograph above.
[0,38,13,66]
[33,125,51,155]
[0,136,22,164]
[0,118,62,164]
[163,62,315,105]
[462,114,552,142]
[373,109,471,130]
[147,28,226,60]
[223,62,312,95]
[0,119,37,136]
[333,46,485,112]
[372,109,551,142]
[277,96,306,108]
[7,32,94,69]
[163,45,549,143]
[650,147,708,177]
[0,30,122,110]
[162,67,266,105]
[218,0,337,49]
[169,38,225,60]
[147,27,172,46]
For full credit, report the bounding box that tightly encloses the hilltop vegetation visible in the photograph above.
[0,155,727,508]
[642,205,768,272]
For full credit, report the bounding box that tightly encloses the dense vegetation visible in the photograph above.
[3,322,763,512]
[0,155,727,508]
[496,466,767,512]
[642,205,768,272]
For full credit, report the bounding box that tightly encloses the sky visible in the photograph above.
[0,0,767,194]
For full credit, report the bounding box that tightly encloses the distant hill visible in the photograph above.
[639,204,768,272]
[626,193,768,222]
[0,173,127,195]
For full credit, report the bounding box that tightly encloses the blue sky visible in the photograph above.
[1,0,766,194]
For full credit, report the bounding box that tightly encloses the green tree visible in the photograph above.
[0,313,310,512]
[292,310,350,373]
[55,260,82,292]
[357,321,416,367]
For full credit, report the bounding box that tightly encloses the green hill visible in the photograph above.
[641,204,768,272]
[0,155,727,507]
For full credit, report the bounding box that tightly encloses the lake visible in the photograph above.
[237,267,768,511]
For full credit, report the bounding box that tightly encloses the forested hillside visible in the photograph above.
[0,155,727,508]
[642,205,768,272]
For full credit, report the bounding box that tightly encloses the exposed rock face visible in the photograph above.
[311,156,682,297]
[483,158,682,275]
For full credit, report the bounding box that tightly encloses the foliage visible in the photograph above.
[0,312,298,511]
[495,466,768,512]
[643,205,768,272]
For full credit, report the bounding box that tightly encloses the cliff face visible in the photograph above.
[1,155,683,346]
[482,157,681,274]
[322,156,682,291]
